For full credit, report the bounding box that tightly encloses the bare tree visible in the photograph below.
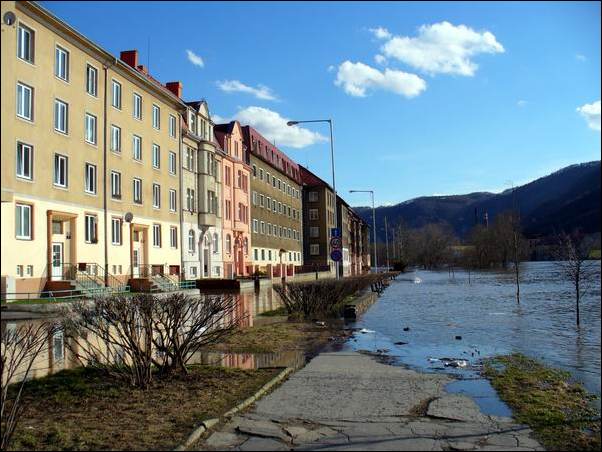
[554,232,598,326]
[1,322,57,450]
[150,293,244,374]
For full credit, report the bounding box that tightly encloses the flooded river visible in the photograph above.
[347,261,601,409]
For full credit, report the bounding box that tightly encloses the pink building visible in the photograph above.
[214,121,251,278]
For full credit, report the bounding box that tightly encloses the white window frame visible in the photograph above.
[55,45,69,81]
[170,226,177,248]
[84,214,97,243]
[17,22,35,63]
[111,79,122,109]
[111,125,121,152]
[111,171,122,199]
[168,151,177,175]
[16,82,33,121]
[84,163,97,194]
[111,217,122,245]
[153,224,161,247]
[86,64,98,96]
[54,99,68,134]
[133,178,142,204]
[133,93,142,120]
[15,203,32,240]
[53,153,68,188]
[169,189,177,212]
[152,104,160,129]
[152,144,160,169]
[16,142,33,180]
[152,183,161,209]
[85,113,97,145]
[169,114,176,138]
[132,135,142,161]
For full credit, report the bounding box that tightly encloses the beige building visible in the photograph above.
[0,1,187,296]
[242,126,303,278]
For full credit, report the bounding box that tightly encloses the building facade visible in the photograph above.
[180,100,223,280]
[1,1,186,296]
[214,121,251,278]
[242,126,303,278]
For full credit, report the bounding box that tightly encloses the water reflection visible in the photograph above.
[1,287,288,381]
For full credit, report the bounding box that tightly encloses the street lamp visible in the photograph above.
[287,119,339,279]
[349,190,378,274]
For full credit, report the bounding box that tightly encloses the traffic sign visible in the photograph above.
[330,237,342,249]
[330,249,342,262]
[330,228,340,238]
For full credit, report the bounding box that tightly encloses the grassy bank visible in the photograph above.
[484,353,600,451]
[8,365,279,451]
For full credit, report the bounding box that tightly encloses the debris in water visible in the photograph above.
[315,321,326,326]
[359,328,375,334]
[455,335,462,340]
[403,327,410,331]
[394,341,408,346]
[427,358,440,363]
[414,277,422,284]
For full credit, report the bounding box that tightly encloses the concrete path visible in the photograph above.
[196,352,544,451]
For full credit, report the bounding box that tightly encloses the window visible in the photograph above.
[254,249,258,260]
[252,165,257,177]
[225,200,231,220]
[111,218,122,245]
[152,183,161,208]
[152,144,160,168]
[226,234,232,253]
[252,219,258,233]
[309,191,319,202]
[169,189,176,212]
[86,64,97,96]
[260,194,265,208]
[260,221,265,234]
[310,244,320,255]
[17,265,24,277]
[208,190,217,214]
[27,265,34,276]
[53,154,68,187]
[252,191,257,206]
[168,151,176,174]
[152,104,160,129]
[112,80,122,109]
[85,113,97,144]
[309,209,319,220]
[132,135,142,160]
[186,188,195,211]
[188,230,195,253]
[213,233,219,254]
[55,45,69,81]
[133,93,142,119]
[111,125,121,152]
[224,166,231,186]
[111,171,121,199]
[261,249,265,260]
[16,142,33,180]
[16,82,33,121]
[259,168,264,180]
[84,215,97,243]
[310,226,319,238]
[15,204,31,239]
[169,114,176,138]
[85,163,97,194]
[133,178,142,204]
[153,224,161,247]
[170,227,178,248]
[54,99,68,134]
[17,23,34,63]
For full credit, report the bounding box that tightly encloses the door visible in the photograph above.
[133,249,140,277]
[203,248,209,277]
[51,243,63,280]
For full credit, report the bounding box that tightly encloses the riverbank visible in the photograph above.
[484,353,601,451]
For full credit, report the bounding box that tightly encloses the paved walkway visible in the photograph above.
[196,352,544,451]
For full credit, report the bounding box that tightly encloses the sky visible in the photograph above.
[41,1,601,207]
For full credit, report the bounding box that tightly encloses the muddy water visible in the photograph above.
[346,261,601,413]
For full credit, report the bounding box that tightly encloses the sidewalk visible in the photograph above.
[195,352,544,451]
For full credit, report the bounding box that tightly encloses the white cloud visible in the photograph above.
[186,49,204,68]
[577,100,601,131]
[216,80,278,101]
[334,60,426,98]
[380,21,504,76]
[369,26,392,40]
[517,100,528,108]
[231,106,328,148]
[576,54,587,62]
[327,65,336,72]
[211,114,227,124]
[374,54,387,65]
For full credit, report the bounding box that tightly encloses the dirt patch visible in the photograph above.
[8,366,279,451]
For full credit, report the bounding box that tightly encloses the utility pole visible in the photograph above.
[384,216,390,271]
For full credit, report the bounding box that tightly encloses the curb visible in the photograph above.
[174,366,294,451]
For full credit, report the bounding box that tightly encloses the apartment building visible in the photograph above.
[0,1,186,296]
[180,100,223,280]
[299,165,336,272]
[214,121,251,278]
[242,126,303,278]
[337,197,371,276]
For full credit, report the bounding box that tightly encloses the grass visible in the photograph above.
[7,365,279,451]
[209,319,348,355]
[589,249,601,259]
[483,353,600,451]
[258,306,288,317]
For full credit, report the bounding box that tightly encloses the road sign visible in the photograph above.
[330,237,342,249]
[330,249,342,262]
[330,228,340,238]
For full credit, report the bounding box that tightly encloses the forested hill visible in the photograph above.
[355,161,601,240]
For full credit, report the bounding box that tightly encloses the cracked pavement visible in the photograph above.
[194,352,544,451]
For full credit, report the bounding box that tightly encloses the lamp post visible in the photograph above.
[287,119,339,279]
[349,190,377,273]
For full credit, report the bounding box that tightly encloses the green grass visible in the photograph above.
[258,306,288,317]
[589,249,601,259]
[484,353,600,451]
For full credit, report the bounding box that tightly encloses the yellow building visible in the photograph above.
[0,1,187,297]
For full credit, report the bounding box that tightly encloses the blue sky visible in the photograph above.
[42,1,601,207]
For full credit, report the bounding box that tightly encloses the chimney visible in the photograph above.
[137,64,148,75]
[120,50,138,68]
[165,81,183,98]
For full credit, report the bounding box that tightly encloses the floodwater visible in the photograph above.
[346,261,601,413]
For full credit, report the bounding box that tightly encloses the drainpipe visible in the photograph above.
[178,114,184,280]
[102,58,117,286]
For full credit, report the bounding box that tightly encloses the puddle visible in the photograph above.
[446,379,513,417]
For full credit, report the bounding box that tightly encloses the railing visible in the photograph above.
[2,286,130,303]
[75,263,128,293]
[294,264,332,274]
